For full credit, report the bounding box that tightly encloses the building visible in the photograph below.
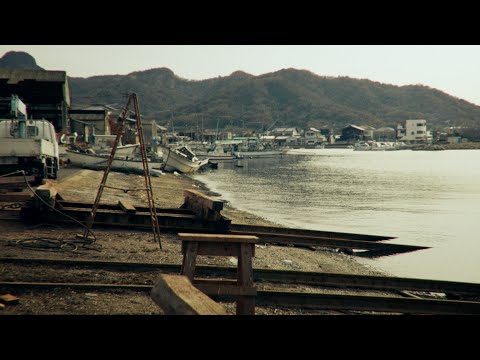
[69,104,115,142]
[270,127,301,137]
[396,119,433,144]
[0,69,70,131]
[359,125,375,140]
[340,125,365,142]
[373,127,396,141]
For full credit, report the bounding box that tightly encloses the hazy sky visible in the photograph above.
[2,45,480,106]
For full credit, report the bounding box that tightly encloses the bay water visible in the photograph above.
[193,148,480,283]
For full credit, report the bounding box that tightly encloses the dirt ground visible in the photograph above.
[0,165,396,315]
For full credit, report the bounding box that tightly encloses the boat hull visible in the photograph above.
[234,149,289,158]
[162,147,209,173]
[66,150,163,171]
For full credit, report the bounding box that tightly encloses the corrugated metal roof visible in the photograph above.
[0,69,67,83]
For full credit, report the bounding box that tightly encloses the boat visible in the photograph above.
[353,141,370,151]
[354,141,408,151]
[193,143,237,161]
[94,143,140,157]
[234,146,290,159]
[160,145,210,174]
[65,149,164,171]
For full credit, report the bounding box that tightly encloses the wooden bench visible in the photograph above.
[178,233,258,315]
[151,274,228,315]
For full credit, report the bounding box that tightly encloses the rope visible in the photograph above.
[2,170,101,253]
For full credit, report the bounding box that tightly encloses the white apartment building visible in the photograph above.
[396,119,433,144]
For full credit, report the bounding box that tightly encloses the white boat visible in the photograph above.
[66,149,163,171]
[354,141,407,151]
[160,145,210,174]
[194,144,237,161]
[354,141,371,151]
[94,143,140,157]
[234,148,290,159]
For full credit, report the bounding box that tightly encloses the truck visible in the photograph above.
[0,95,59,183]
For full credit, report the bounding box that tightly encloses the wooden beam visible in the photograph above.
[0,176,35,186]
[183,190,224,211]
[0,193,32,202]
[150,274,228,315]
[118,200,136,214]
[178,233,258,243]
[35,180,59,207]
[182,190,225,221]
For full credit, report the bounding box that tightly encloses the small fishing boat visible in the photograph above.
[66,149,164,171]
[160,145,210,174]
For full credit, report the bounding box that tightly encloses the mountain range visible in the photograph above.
[2,50,480,131]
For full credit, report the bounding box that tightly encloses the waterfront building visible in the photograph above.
[396,119,433,144]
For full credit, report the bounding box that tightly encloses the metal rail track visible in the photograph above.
[2,257,479,298]
[18,202,428,256]
[1,280,479,315]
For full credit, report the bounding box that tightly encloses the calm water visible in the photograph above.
[193,149,480,283]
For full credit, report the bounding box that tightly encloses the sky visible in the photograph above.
[1,45,480,106]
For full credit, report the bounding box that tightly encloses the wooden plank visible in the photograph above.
[118,200,136,214]
[0,176,35,185]
[0,193,32,202]
[151,274,228,315]
[183,242,241,257]
[178,233,258,244]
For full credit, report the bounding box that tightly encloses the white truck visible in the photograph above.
[0,95,59,183]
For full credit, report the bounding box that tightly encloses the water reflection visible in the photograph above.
[194,150,480,282]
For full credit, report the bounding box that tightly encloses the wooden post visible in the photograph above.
[181,242,198,281]
[237,243,255,315]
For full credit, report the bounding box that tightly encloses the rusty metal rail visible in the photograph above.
[18,199,427,256]
[1,280,480,314]
[2,257,480,298]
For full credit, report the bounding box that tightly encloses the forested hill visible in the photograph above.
[69,68,480,130]
[2,50,479,131]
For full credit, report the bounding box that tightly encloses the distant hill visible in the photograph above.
[0,51,44,70]
[69,67,480,131]
[2,51,480,131]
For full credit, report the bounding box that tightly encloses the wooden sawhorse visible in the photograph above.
[178,233,258,315]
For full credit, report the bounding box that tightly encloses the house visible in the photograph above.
[373,127,396,141]
[270,127,301,137]
[396,119,433,144]
[0,69,70,131]
[274,136,297,147]
[359,125,375,140]
[340,125,365,142]
[69,104,115,142]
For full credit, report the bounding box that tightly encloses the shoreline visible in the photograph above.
[0,167,390,315]
[186,172,387,277]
